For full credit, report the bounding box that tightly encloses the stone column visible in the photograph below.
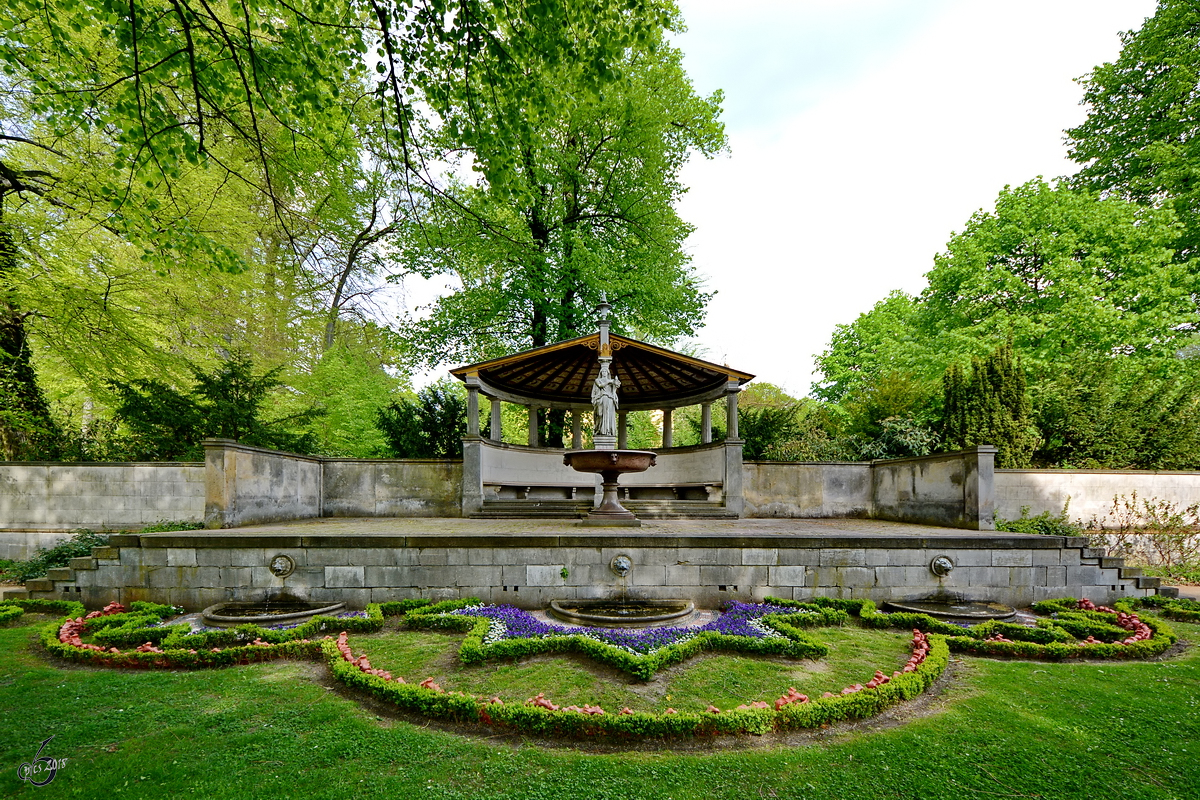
[701,402,712,444]
[466,386,480,437]
[725,382,741,441]
[617,411,628,449]
[966,445,998,531]
[461,438,483,516]
[489,398,502,442]
[661,408,673,448]
[571,409,582,449]
[527,406,539,447]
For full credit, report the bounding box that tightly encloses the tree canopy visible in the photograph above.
[1067,0,1200,255]
[399,24,725,367]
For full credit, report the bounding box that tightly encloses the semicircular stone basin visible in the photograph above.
[882,599,1016,623]
[549,599,695,628]
[201,599,347,629]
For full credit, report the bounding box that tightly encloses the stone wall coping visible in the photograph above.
[743,460,868,466]
[321,457,463,464]
[201,438,324,463]
[0,461,204,467]
[868,446,998,467]
[478,439,728,456]
[126,531,1078,550]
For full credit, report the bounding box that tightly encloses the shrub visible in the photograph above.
[0,529,110,583]
[995,504,1083,536]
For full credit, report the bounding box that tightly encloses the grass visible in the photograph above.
[352,623,913,712]
[1,612,1199,799]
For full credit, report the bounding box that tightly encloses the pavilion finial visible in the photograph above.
[596,294,612,356]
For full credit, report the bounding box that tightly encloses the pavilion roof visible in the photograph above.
[449,333,754,411]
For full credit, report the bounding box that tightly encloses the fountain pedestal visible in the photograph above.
[563,449,656,527]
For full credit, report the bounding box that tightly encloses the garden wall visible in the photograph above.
[744,447,996,530]
[54,528,1152,610]
[995,470,1200,523]
[0,461,204,559]
[322,459,462,518]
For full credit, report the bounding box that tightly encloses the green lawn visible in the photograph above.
[1,612,1198,799]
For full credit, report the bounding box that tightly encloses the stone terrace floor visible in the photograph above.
[157,517,1025,540]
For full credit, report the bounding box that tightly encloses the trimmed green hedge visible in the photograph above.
[329,627,949,739]
[403,604,837,681]
[765,596,1178,660]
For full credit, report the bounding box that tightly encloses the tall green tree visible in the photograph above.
[1066,0,1200,255]
[401,22,725,365]
[816,180,1197,402]
[941,340,1038,469]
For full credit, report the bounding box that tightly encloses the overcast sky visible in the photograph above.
[670,0,1159,396]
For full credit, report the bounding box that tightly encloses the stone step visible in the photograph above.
[1118,566,1143,579]
[1157,586,1180,598]
[0,587,29,601]
[1136,576,1162,590]
[69,557,97,571]
[1099,557,1125,569]
[1081,548,1105,559]
[25,578,54,592]
[46,567,74,581]
[91,547,121,560]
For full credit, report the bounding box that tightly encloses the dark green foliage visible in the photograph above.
[942,339,1038,468]
[994,505,1083,537]
[1033,356,1200,469]
[0,529,109,583]
[737,405,806,460]
[375,384,467,458]
[109,352,321,460]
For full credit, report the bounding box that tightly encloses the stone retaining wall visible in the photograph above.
[995,469,1200,523]
[51,530,1154,610]
[0,461,203,555]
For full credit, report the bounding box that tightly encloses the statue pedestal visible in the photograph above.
[563,449,656,527]
[592,435,616,451]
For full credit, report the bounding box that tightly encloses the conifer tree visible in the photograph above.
[941,340,1039,468]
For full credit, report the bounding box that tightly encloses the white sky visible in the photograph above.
[407,1,1159,394]
[671,0,1158,396]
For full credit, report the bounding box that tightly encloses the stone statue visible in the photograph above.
[591,360,620,437]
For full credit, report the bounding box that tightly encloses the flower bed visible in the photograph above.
[762,596,1177,660]
[329,612,947,738]
[3,593,1185,742]
[405,601,847,680]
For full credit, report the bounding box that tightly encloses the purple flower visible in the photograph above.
[451,602,797,654]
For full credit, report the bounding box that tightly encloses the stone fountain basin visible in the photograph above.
[882,599,1016,623]
[562,449,656,474]
[201,599,346,629]
[549,598,695,628]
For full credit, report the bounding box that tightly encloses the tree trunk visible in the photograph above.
[0,224,57,459]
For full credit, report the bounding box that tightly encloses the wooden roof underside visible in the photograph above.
[450,334,754,410]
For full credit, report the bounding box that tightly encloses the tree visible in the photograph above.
[375,382,466,458]
[816,180,1198,399]
[941,340,1038,469]
[109,353,321,460]
[397,26,724,357]
[1066,0,1200,255]
[399,23,724,444]
[0,0,667,250]
[0,223,58,459]
[1033,356,1200,469]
